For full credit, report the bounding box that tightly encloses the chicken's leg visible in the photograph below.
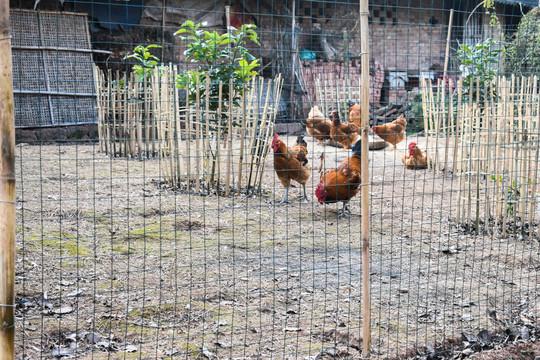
[278,187,291,205]
[337,202,349,217]
[298,185,309,203]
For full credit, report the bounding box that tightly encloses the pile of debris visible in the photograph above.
[371,87,423,128]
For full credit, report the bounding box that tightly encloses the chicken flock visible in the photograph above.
[271,104,427,216]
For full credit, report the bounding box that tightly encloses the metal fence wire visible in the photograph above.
[9,0,540,359]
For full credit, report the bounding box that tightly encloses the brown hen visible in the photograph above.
[402,142,427,169]
[271,134,311,204]
[316,140,362,217]
[371,115,407,149]
[330,110,359,150]
[305,106,332,144]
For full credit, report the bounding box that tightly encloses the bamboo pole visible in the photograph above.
[237,82,247,190]
[195,73,201,193]
[185,76,191,192]
[93,66,104,152]
[253,78,272,190]
[225,78,233,195]
[442,9,453,175]
[527,76,539,230]
[495,77,505,226]
[455,79,464,221]
[0,0,16,354]
[204,75,211,190]
[245,78,259,190]
[257,76,282,191]
[172,66,181,186]
[215,81,223,191]
[360,0,371,355]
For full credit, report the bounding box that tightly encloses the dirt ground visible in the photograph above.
[14,134,539,359]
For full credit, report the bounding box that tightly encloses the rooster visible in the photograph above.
[304,106,332,144]
[402,142,427,169]
[272,134,311,204]
[330,110,359,150]
[371,114,407,149]
[349,103,362,129]
[316,140,362,217]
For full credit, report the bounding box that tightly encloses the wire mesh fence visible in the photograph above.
[9,0,540,359]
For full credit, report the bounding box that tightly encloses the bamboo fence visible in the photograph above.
[422,75,540,234]
[94,66,283,194]
[315,73,362,118]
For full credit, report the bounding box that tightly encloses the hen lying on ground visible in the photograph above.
[402,142,427,169]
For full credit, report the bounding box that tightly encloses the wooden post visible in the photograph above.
[359,0,370,356]
[0,0,16,356]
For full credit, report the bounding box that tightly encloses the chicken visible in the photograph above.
[304,106,332,144]
[289,135,308,166]
[393,114,407,128]
[330,110,359,150]
[371,115,407,149]
[315,140,362,217]
[402,142,427,169]
[348,103,362,129]
[271,134,311,204]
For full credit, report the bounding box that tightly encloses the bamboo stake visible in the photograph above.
[453,77,462,173]
[111,71,118,157]
[442,9,453,175]
[172,66,181,186]
[106,70,112,156]
[93,66,104,152]
[237,82,247,190]
[322,73,328,116]
[204,75,211,190]
[455,79,464,221]
[245,78,259,190]
[195,73,201,193]
[421,80,430,167]
[135,74,143,157]
[360,0,371,355]
[122,72,129,157]
[0,1,16,353]
[143,71,150,158]
[527,76,538,230]
[428,83,436,170]
[483,80,491,230]
[519,76,528,216]
[257,75,282,191]
[215,81,223,191]
[185,76,191,192]
[315,76,322,110]
[253,78,272,190]
[225,78,233,195]
[495,77,506,226]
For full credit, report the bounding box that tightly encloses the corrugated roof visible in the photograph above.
[493,0,537,7]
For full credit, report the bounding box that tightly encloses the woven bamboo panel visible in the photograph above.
[10,9,97,127]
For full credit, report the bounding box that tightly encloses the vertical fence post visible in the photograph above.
[359,0,371,357]
[0,0,16,357]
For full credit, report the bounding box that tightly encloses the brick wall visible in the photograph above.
[297,0,448,72]
[301,60,384,109]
